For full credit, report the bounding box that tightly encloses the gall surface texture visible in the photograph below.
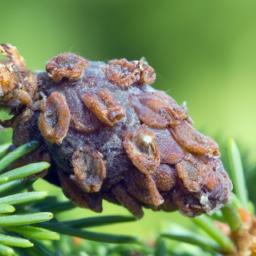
[0,44,232,218]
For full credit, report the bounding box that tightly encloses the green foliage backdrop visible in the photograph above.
[1,0,256,241]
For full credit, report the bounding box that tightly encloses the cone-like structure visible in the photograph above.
[0,44,232,218]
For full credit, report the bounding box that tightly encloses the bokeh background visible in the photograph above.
[1,0,256,241]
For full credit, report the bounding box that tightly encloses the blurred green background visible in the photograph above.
[1,0,256,241]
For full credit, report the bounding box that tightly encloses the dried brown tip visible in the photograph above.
[139,57,156,85]
[0,44,35,106]
[123,127,160,174]
[46,52,89,82]
[0,44,25,69]
[170,121,220,156]
[130,91,187,129]
[81,90,126,127]
[0,63,33,106]
[38,91,70,145]
[2,89,33,106]
[0,45,21,96]
[105,58,140,87]
[64,89,101,132]
[0,63,19,96]
[71,145,106,192]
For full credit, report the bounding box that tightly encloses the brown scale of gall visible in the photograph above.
[0,44,232,218]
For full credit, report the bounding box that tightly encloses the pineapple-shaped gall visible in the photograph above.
[0,44,232,218]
